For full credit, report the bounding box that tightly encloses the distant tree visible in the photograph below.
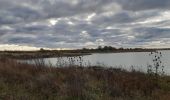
[97,46,102,51]
[103,46,109,51]
[82,48,88,50]
[111,46,117,50]
[119,47,124,50]
[40,48,45,52]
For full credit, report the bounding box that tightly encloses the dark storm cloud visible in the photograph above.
[1,0,170,49]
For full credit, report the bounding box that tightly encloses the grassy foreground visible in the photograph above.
[0,59,170,100]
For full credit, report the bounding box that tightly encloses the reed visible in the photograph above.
[0,57,169,100]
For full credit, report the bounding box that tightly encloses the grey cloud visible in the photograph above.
[92,11,135,26]
[130,27,170,45]
[9,6,42,21]
[0,0,118,22]
[117,0,170,11]
[1,0,170,48]
[15,24,50,33]
[0,11,21,25]
[8,37,36,44]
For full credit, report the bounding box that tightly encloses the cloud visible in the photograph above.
[0,0,170,49]
[117,0,170,11]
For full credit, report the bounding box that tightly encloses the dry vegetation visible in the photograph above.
[0,57,170,100]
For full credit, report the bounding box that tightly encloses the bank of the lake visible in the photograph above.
[0,47,158,59]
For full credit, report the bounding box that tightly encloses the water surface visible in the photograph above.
[25,50,170,75]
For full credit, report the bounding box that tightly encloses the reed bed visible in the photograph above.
[0,57,169,100]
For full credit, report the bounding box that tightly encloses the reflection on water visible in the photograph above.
[23,50,170,74]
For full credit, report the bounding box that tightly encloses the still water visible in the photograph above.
[25,50,170,75]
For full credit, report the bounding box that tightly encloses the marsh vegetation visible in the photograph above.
[0,51,170,100]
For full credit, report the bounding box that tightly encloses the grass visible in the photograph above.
[0,58,170,100]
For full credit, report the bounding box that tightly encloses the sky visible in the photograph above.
[1,0,170,50]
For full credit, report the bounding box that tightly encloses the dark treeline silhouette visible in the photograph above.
[77,46,157,53]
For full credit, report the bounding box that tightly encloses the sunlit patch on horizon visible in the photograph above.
[0,44,40,51]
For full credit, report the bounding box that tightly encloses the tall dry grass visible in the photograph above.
[0,57,169,100]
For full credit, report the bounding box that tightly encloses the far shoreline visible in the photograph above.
[1,48,169,59]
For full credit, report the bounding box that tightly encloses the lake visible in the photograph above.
[23,50,170,75]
